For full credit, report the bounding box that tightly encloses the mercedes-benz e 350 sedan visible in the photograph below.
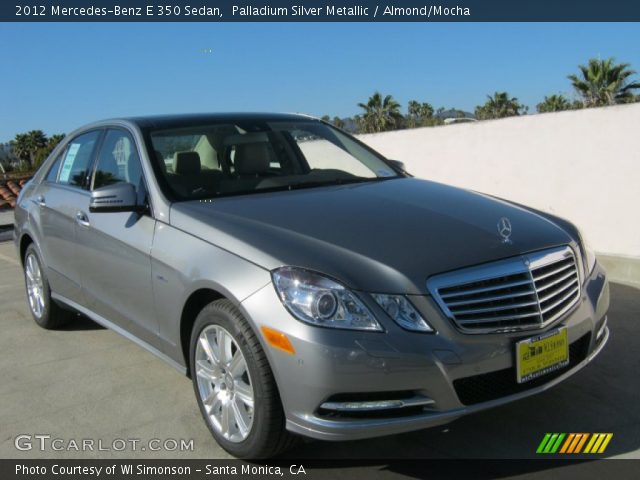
[14,113,609,458]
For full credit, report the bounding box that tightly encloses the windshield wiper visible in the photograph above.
[282,176,389,191]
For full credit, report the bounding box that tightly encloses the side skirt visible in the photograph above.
[51,293,187,375]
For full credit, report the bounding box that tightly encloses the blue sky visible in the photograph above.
[1,22,639,140]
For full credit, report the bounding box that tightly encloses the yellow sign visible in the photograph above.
[516,327,569,383]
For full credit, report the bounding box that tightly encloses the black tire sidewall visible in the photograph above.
[189,301,280,458]
[23,244,53,327]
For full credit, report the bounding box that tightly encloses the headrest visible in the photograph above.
[173,151,201,175]
[234,143,273,176]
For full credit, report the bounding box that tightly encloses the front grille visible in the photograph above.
[453,333,591,406]
[427,246,581,333]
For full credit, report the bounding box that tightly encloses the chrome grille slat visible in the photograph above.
[446,288,536,307]
[450,300,539,315]
[540,286,580,315]
[534,270,577,293]
[439,278,532,299]
[427,246,581,333]
[537,278,578,303]
[457,311,541,325]
[530,261,574,281]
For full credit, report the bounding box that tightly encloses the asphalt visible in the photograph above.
[0,240,638,461]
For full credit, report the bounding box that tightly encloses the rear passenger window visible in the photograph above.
[45,153,63,182]
[58,131,101,188]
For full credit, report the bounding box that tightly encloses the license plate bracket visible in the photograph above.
[516,327,569,384]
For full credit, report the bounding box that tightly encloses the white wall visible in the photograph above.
[359,103,640,258]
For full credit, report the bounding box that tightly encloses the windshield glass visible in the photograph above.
[147,120,400,200]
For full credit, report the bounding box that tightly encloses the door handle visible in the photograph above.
[35,195,46,207]
[75,211,90,227]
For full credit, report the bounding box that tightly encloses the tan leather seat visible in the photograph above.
[169,151,223,197]
[234,143,274,177]
[173,151,201,175]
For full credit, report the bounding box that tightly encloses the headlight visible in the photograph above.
[271,267,382,331]
[579,229,597,276]
[372,294,434,332]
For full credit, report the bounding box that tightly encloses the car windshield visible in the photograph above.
[147,120,401,200]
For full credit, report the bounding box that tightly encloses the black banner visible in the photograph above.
[3,0,640,22]
[3,459,640,480]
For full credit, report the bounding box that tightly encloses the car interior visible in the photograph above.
[149,122,388,200]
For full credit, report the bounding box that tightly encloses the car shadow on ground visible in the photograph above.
[59,313,106,331]
[279,282,640,464]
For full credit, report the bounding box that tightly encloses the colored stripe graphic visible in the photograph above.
[537,433,552,453]
[550,433,565,453]
[559,433,575,453]
[598,434,613,453]
[544,433,559,453]
[538,433,613,454]
[584,433,614,453]
[574,433,589,453]
[567,433,583,453]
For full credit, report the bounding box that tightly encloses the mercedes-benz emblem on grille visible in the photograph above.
[497,217,512,244]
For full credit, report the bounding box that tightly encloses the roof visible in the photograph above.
[114,112,319,130]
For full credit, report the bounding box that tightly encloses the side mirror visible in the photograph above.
[90,183,140,213]
[387,159,407,173]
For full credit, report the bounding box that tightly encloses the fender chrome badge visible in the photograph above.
[497,217,513,244]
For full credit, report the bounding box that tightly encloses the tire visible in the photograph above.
[23,243,74,329]
[189,299,297,458]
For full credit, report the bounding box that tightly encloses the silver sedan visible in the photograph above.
[14,113,609,458]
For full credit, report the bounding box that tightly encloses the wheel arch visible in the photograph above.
[178,284,283,396]
[19,232,35,265]
[180,287,226,376]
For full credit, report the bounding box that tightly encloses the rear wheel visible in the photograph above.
[190,299,297,458]
[23,244,74,329]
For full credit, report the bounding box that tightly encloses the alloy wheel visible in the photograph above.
[25,253,45,318]
[195,325,255,443]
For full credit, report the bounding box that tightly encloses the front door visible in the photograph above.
[75,128,158,341]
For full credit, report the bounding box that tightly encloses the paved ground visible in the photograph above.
[0,210,14,227]
[0,240,638,461]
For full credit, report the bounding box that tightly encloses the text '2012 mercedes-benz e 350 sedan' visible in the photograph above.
[14,113,609,458]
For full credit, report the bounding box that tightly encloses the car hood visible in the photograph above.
[170,178,574,294]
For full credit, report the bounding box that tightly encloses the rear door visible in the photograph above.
[37,130,102,303]
[75,128,158,341]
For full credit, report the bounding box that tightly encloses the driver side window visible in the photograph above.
[93,129,144,195]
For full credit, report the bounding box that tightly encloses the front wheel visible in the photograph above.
[189,299,297,458]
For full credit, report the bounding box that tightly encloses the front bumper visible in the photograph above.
[240,261,609,441]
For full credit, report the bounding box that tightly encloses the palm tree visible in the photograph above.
[357,91,402,133]
[475,92,527,120]
[568,57,640,107]
[536,94,572,113]
[47,134,65,149]
[407,100,434,128]
[11,130,47,167]
[331,117,345,129]
[33,133,66,167]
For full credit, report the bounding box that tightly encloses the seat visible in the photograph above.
[169,151,222,197]
[173,151,201,176]
[234,142,274,177]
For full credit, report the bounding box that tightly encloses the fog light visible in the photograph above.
[596,316,607,341]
